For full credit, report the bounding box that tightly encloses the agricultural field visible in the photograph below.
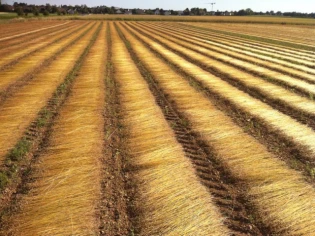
[0,18,315,235]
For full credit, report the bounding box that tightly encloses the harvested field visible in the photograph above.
[1,19,315,236]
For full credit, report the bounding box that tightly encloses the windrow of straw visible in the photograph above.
[141,22,315,79]
[178,23,315,61]
[183,22,315,54]
[0,22,84,70]
[187,23,315,48]
[0,22,78,50]
[0,21,71,42]
[5,22,106,236]
[0,23,100,164]
[123,22,315,161]
[0,21,69,39]
[111,23,230,236]
[118,22,315,235]
[127,23,315,121]
[147,22,315,68]
[0,22,94,96]
[135,23,315,97]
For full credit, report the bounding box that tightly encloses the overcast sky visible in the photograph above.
[2,0,315,13]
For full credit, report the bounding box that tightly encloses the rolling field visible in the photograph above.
[0,19,315,235]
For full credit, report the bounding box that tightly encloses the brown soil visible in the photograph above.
[99,23,131,236]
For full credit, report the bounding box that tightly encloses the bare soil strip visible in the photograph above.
[178,23,315,61]
[128,23,315,130]
[142,22,315,79]
[111,22,230,235]
[0,22,94,104]
[119,22,315,235]
[0,21,71,42]
[99,23,131,236]
[0,23,99,165]
[1,23,104,236]
[136,23,315,97]
[124,22,315,169]
[0,22,86,71]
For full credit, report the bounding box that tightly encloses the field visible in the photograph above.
[0,17,315,235]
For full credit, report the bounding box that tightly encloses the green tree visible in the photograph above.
[32,6,39,16]
[43,9,49,16]
[16,6,24,16]
[183,8,190,15]
[45,4,52,13]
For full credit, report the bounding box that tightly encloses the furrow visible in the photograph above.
[0,22,87,71]
[142,22,315,79]
[0,23,100,164]
[118,22,315,235]
[136,22,315,97]
[127,23,315,131]
[0,21,71,42]
[123,22,315,165]
[99,23,130,236]
[0,22,94,103]
[179,23,315,61]
[3,22,105,236]
[111,23,230,236]
[116,24,266,236]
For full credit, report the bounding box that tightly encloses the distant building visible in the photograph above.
[154,9,160,15]
[67,9,75,14]
[116,9,122,14]
[164,11,171,16]
[177,10,184,16]
[124,9,132,15]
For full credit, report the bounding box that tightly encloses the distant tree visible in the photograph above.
[45,4,52,13]
[51,5,58,13]
[160,8,165,15]
[32,6,39,16]
[15,6,24,16]
[43,9,49,16]
[183,8,190,15]
[170,10,177,15]
[245,8,254,15]
[146,9,153,15]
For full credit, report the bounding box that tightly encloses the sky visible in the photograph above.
[2,0,315,13]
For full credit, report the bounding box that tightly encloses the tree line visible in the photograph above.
[0,2,314,18]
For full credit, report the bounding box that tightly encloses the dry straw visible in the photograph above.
[0,22,83,70]
[111,23,230,235]
[0,22,93,94]
[148,21,315,66]
[124,22,315,158]
[119,22,315,235]
[7,23,106,235]
[136,22,315,97]
[0,23,99,164]
[175,22,315,62]
[185,22,315,57]
[143,22,315,78]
